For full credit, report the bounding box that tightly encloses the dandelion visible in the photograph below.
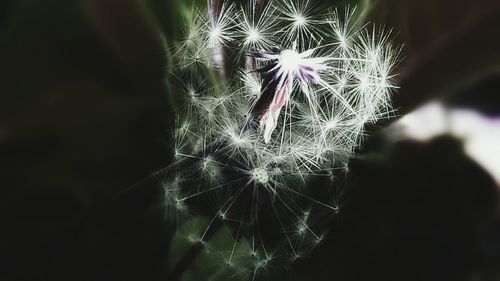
[166,0,399,278]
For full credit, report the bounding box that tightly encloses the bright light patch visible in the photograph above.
[170,0,399,270]
[397,103,500,186]
[279,49,302,72]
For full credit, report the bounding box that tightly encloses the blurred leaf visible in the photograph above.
[169,217,253,281]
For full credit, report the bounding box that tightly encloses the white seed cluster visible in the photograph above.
[251,168,269,184]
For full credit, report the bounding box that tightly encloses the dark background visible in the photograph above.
[1,0,500,280]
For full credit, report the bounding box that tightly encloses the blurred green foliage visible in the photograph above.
[169,217,253,281]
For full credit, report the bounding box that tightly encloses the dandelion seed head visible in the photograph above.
[168,0,399,270]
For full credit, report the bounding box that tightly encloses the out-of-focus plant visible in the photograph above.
[163,0,399,280]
